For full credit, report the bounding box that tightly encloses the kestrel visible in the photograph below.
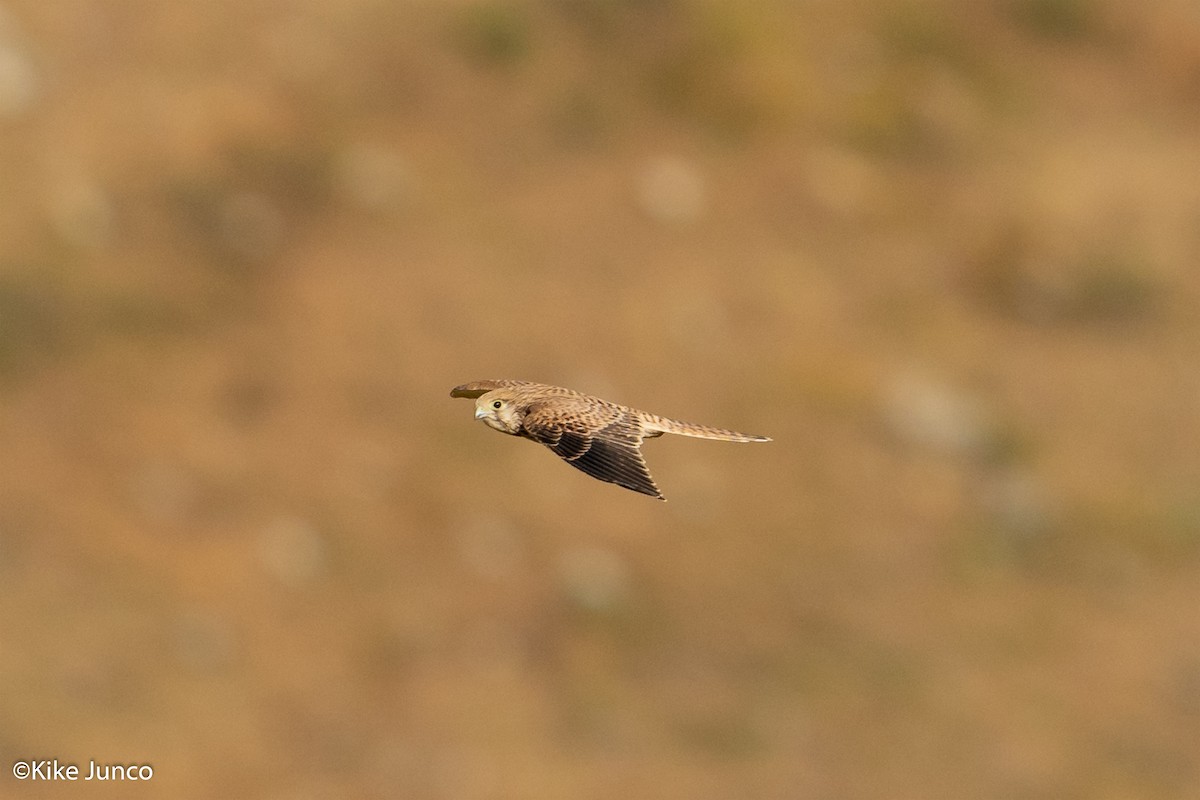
[451,380,770,500]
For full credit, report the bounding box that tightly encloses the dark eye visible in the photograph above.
[492,400,502,409]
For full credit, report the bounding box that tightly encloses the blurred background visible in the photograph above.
[1,0,1198,797]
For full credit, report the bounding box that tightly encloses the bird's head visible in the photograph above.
[474,391,523,434]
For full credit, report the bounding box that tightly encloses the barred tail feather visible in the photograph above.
[642,414,771,443]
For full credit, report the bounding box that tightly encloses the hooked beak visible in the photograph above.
[474,407,488,420]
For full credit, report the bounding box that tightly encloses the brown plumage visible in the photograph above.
[450,380,770,500]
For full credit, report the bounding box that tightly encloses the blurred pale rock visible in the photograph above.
[0,15,37,119]
[636,155,707,224]
[258,516,326,585]
[46,178,115,248]
[334,144,413,211]
[455,513,524,581]
[558,545,631,612]
[883,371,989,457]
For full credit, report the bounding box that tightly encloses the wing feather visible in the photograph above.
[450,380,534,398]
[524,404,663,500]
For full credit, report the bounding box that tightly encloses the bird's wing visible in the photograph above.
[523,401,663,500]
[450,380,535,398]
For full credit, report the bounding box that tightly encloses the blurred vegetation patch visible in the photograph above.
[976,417,1038,469]
[167,181,267,276]
[959,508,1064,576]
[165,142,333,274]
[1107,495,1200,565]
[644,4,803,138]
[843,82,938,159]
[452,3,533,68]
[223,141,333,212]
[1069,254,1161,322]
[547,1,805,138]
[786,610,929,708]
[674,714,764,757]
[552,0,679,42]
[1008,0,1096,41]
[96,293,201,340]
[967,231,1162,326]
[883,4,979,69]
[548,86,609,147]
[965,467,1057,570]
[0,269,211,387]
[0,271,73,385]
[965,490,1200,581]
[856,9,1002,159]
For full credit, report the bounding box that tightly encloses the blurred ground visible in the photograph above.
[1,0,1199,798]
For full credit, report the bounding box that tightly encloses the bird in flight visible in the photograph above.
[451,380,770,500]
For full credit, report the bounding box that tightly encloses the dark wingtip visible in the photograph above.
[451,379,530,399]
[450,382,495,399]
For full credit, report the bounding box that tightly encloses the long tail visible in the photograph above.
[641,413,771,442]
